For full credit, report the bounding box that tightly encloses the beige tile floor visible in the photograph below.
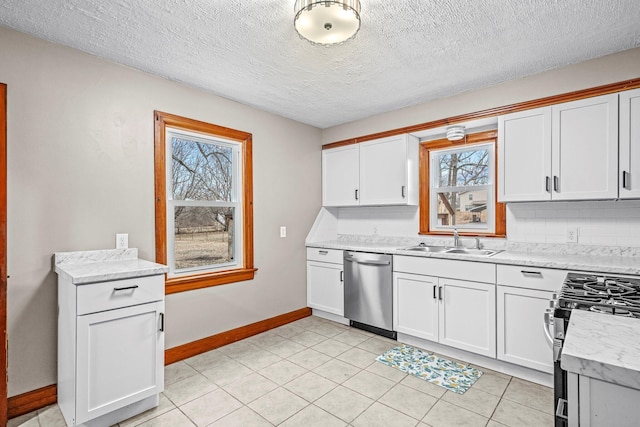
[9,316,554,427]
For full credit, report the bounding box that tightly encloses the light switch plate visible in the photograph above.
[280,226,286,238]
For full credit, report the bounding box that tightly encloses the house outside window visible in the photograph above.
[420,130,505,237]
[430,142,494,232]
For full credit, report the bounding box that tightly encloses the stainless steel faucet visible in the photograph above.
[453,228,460,247]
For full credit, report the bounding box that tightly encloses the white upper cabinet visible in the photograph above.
[322,144,360,206]
[322,134,419,207]
[620,88,640,199]
[359,134,419,205]
[498,93,619,202]
[498,107,552,202]
[551,93,618,200]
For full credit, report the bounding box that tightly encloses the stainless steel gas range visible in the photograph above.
[546,272,640,427]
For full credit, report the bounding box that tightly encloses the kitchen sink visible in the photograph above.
[444,248,501,257]
[400,245,451,253]
[398,244,501,257]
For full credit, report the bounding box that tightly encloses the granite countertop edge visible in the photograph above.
[54,249,169,285]
[306,240,640,276]
[561,310,640,390]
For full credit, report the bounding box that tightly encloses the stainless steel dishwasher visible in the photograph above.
[343,251,396,339]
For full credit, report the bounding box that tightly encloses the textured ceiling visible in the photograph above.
[1,0,639,128]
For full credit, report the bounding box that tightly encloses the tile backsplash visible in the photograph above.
[331,200,640,248]
[507,200,640,247]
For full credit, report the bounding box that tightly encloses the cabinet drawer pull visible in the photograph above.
[401,186,406,198]
[113,285,139,292]
[521,270,543,277]
[159,313,165,332]
[318,250,328,255]
[545,176,551,192]
[553,176,559,192]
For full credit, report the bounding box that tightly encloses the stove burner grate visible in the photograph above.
[559,273,640,316]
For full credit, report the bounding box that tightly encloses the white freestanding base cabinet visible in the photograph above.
[55,249,168,427]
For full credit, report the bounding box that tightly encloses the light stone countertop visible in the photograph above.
[307,239,640,276]
[54,248,169,285]
[561,310,640,390]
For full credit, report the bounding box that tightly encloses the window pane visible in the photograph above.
[437,149,489,187]
[174,206,234,270]
[435,190,489,227]
[171,137,233,201]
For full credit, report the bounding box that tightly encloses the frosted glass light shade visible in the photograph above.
[294,0,361,45]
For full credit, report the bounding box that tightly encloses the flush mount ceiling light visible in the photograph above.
[446,125,466,141]
[294,0,361,45]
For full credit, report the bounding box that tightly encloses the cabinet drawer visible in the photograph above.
[394,255,495,283]
[307,247,343,264]
[76,275,164,315]
[496,265,565,291]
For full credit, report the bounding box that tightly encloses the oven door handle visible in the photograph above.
[543,309,554,348]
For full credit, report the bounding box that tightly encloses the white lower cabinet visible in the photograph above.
[439,278,496,358]
[393,256,496,358]
[393,272,439,341]
[496,265,562,373]
[568,373,640,427]
[58,273,165,426]
[307,248,344,316]
[77,301,165,424]
[497,286,553,373]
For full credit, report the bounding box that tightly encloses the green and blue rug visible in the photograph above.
[376,345,482,394]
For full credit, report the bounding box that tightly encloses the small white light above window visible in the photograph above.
[446,125,466,141]
[294,0,361,45]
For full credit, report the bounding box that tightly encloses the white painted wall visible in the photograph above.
[323,47,640,144]
[0,27,322,396]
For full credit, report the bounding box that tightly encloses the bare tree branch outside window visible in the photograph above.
[435,148,490,227]
[171,137,236,269]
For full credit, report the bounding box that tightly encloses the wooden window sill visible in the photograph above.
[165,268,258,295]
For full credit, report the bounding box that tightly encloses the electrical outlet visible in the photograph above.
[116,233,128,249]
[566,227,579,243]
[280,226,287,238]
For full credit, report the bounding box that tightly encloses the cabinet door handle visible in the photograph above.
[521,270,543,277]
[159,313,165,332]
[401,186,406,198]
[355,189,359,200]
[438,286,443,301]
[433,285,437,299]
[545,176,551,192]
[553,176,559,192]
[113,285,139,292]
[623,171,630,189]
[340,271,344,282]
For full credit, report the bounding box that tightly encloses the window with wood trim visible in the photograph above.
[154,111,255,294]
[419,130,506,237]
